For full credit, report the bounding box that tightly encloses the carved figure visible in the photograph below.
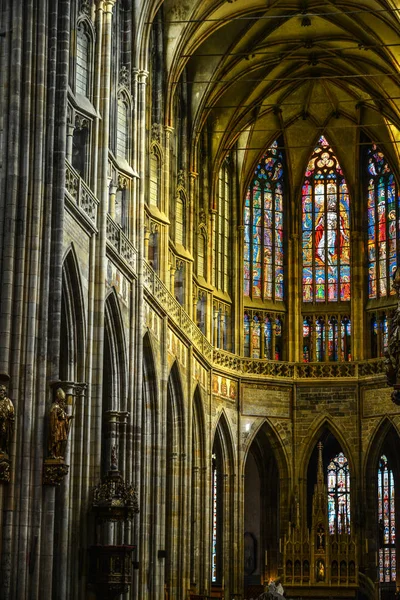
[316,559,325,582]
[317,524,325,549]
[385,268,400,404]
[0,384,15,455]
[48,388,73,459]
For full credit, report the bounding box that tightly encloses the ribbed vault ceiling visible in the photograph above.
[163,0,400,197]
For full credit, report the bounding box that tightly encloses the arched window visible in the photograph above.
[214,161,230,292]
[303,317,312,362]
[366,144,400,299]
[302,136,350,303]
[244,140,284,301]
[327,452,350,534]
[117,96,129,159]
[378,454,396,583]
[198,232,206,279]
[149,150,161,207]
[76,22,91,97]
[175,192,186,247]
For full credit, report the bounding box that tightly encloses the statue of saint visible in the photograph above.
[48,388,73,459]
[0,384,15,455]
[316,559,325,582]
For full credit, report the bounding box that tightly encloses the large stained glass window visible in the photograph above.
[244,141,284,301]
[378,454,396,583]
[327,452,350,534]
[366,144,400,299]
[302,136,350,303]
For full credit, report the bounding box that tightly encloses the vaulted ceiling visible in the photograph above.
[162,0,400,197]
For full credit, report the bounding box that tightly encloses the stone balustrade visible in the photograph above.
[106,214,137,271]
[65,161,99,226]
[142,260,386,380]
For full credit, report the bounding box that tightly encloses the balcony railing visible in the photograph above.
[142,261,386,380]
[65,161,99,225]
[143,260,213,361]
[106,215,137,272]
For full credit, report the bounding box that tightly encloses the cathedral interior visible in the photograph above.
[1,1,400,599]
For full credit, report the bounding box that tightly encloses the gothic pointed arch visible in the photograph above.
[364,419,400,586]
[365,418,400,487]
[300,416,355,484]
[143,330,159,406]
[304,422,354,531]
[243,139,285,302]
[243,419,289,587]
[60,245,86,381]
[139,331,162,597]
[104,288,128,413]
[243,418,289,483]
[302,135,350,304]
[165,359,187,600]
[212,411,236,589]
[191,384,208,592]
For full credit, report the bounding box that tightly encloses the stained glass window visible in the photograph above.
[327,452,350,534]
[316,317,325,362]
[302,136,350,303]
[370,313,389,358]
[212,453,218,583]
[252,315,261,359]
[264,317,272,359]
[378,454,396,583]
[275,317,282,360]
[244,141,284,301]
[303,317,312,362]
[341,317,351,361]
[244,312,250,357]
[367,144,400,299]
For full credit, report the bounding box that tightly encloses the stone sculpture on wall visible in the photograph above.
[0,383,15,483]
[48,387,74,459]
[385,267,400,404]
[43,386,73,485]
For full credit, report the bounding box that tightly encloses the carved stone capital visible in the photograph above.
[43,458,69,486]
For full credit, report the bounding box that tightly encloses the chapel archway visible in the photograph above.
[243,422,281,593]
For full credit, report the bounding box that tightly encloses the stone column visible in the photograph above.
[66,117,74,163]
[108,180,117,219]
[170,265,176,295]
[92,0,116,481]
[131,66,148,600]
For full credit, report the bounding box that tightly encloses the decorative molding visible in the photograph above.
[0,455,11,483]
[75,114,89,130]
[177,169,185,188]
[80,0,92,17]
[117,174,128,190]
[119,65,130,88]
[151,123,162,144]
[43,459,69,486]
